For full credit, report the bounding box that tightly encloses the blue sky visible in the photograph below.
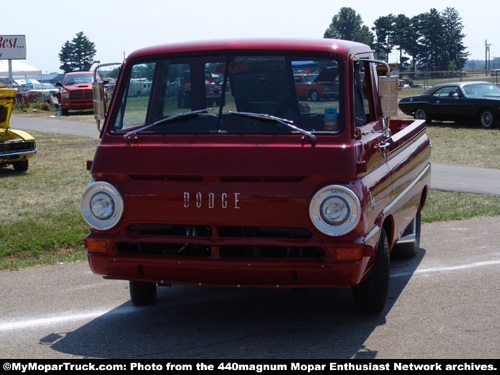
[3,0,497,73]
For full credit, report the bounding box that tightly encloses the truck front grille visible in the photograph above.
[0,140,35,153]
[117,224,323,259]
[70,90,92,99]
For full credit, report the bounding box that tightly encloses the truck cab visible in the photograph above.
[83,39,431,313]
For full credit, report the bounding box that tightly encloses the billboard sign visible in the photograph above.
[0,35,27,59]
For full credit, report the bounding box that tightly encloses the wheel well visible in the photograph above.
[420,187,428,210]
[382,187,428,250]
[382,216,394,250]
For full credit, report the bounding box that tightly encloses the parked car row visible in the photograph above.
[11,71,97,115]
[17,83,59,103]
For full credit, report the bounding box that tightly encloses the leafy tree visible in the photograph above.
[324,7,374,46]
[357,25,375,48]
[59,32,97,73]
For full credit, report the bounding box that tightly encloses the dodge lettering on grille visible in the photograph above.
[183,192,240,209]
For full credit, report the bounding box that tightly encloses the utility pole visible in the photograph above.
[485,40,492,76]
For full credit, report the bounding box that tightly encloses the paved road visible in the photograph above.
[10,116,500,196]
[10,115,101,139]
[431,163,500,195]
[1,216,499,359]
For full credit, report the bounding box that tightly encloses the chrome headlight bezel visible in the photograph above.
[309,185,361,236]
[81,181,124,231]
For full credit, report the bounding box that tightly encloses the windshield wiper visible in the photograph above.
[124,108,212,139]
[229,111,316,146]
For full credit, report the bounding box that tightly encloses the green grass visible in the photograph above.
[423,190,500,223]
[0,132,99,269]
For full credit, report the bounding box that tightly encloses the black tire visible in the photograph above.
[309,90,319,101]
[392,208,421,259]
[414,108,430,122]
[352,228,390,313]
[13,160,29,172]
[478,108,498,129]
[129,281,157,306]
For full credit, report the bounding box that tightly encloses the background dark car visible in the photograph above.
[398,81,500,129]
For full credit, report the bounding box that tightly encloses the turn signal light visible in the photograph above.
[336,247,363,261]
[85,239,108,253]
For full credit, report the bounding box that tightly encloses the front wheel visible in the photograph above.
[129,281,157,306]
[13,160,29,172]
[309,90,319,101]
[352,228,390,313]
[414,108,430,122]
[478,109,498,129]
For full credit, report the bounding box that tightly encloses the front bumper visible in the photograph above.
[0,140,37,163]
[88,253,368,288]
[85,226,378,288]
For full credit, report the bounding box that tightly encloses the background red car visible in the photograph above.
[294,66,340,101]
[56,71,97,115]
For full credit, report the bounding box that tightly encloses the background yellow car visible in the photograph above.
[0,87,37,171]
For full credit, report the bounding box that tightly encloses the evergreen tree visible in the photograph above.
[392,14,416,70]
[59,32,97,73]
[416,9,447,71]
[441,7,469,70]
[373,15,395,60]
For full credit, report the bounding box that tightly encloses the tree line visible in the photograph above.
[324,7,469,72]
[58,7,468,74]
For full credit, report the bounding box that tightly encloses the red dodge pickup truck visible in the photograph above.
[57,71,96,115]
[83,39,431,313]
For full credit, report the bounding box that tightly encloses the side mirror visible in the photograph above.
[358,58,398,119]
[92,62,121,132]
[379,76,398,118]
[92,81,106,129]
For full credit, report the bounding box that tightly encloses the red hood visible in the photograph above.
[62,82,92,90]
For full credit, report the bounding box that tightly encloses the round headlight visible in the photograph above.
[320,195,350,225]
[90,192,115,220]
[81,181,124,230]
[309,185,361,236]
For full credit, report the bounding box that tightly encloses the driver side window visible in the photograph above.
[433,86,460,98]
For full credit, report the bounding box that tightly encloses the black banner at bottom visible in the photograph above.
[1,359,498,374]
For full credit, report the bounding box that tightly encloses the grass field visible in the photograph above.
[0,132,99,269]
[2,85,500,269]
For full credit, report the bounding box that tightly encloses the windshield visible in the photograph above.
[31,84,57,90]
[109,53,343,135]
[64,74,93,85]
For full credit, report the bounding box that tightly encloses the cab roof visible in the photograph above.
[126,38,373,62]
